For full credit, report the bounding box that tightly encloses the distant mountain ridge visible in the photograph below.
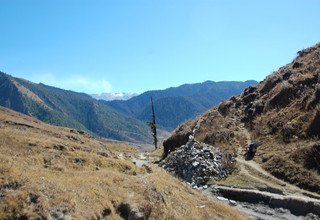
[91,92,137,101]
[105,80,258,130]
[0,71,151,143]
[0,71,257,143]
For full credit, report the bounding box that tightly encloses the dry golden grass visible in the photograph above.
[0,107,247,219]
[148,146,164,162]
[209,172,267,190]
[192,107,248,157]
[251,106,320,193]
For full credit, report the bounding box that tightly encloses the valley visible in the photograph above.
[1,1,320,219]
[0,71,256,145]
[105,80,257,130]
[1,43,320,219]
[3,102,319,219]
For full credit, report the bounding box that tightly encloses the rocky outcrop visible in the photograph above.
[162,120,195,159]
[212,186,320,217]
[159,138,232,187]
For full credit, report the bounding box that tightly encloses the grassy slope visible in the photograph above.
[165,43,320,194]
[0,107,246,219]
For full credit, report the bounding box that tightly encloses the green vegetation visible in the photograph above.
[106,80,257,130]
[0,72,151,143]
[0,71,256,143]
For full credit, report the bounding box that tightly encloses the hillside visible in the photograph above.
[106,80,257,130]
[0,106,246,219]
[163,43,320,195]
[0,72,151,143]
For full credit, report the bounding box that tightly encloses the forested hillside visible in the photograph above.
[0,72,151,143]
[106,80,257,129]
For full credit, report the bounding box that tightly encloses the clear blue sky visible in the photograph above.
[1,0,320,94]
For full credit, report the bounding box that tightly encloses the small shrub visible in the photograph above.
[265,82,294,110]
[282,71,292,80]
[306,84,320,110]
[218,100,233,116]
[303,144,320,173]
[307,109,320,138]
[260,75,282,94]
[292,62,303,69]
[281,124,293,143]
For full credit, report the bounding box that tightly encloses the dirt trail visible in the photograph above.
[209,124,320,219]
[199,119,320,218]
[205,185,320,219]
[148,118,320,219]
[237,125,320,200]
[132,153,149,167]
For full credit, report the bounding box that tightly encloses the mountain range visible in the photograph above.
[105,80,257,130]
[0,72,151,143]
[0,71,256,143]
[1,43,320,218]
[91,92,137,101]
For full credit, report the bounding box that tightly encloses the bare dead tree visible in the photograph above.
[149,97,158,149]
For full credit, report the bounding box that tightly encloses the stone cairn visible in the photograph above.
[159,137,231,187]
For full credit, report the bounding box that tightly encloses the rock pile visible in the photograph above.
[159,138,232,187]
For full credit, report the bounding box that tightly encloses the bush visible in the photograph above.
[260,75,282,94]
[307,109,320,138]
[307,84,320,110]
[265,82,294,110]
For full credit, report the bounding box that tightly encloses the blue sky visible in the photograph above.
[0,0,320,94]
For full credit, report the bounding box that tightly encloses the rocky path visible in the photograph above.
[207,185,320,217]
[209,124,320,219]
[133,118,320,219]
[137,146,320,219]
[132,153,149,167]
[236,155,320,200]
[203,186,318,220]
[158,118,320,219]
[237,125,320,200]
